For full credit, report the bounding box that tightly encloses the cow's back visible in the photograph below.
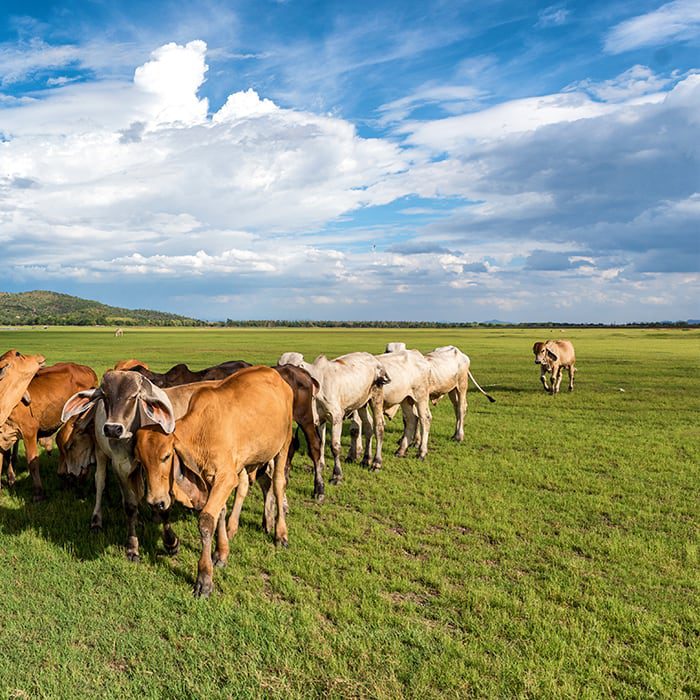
[425,346,469,395]
[549,340,575,365]
[183,366,293,468]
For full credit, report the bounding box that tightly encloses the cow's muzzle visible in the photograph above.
[103,423,126,438]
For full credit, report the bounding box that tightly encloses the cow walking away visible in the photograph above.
[533,340,576,394]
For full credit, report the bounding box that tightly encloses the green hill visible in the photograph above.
[0,290,204,327]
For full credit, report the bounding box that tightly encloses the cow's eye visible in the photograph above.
[161,452,171,462]
[15,352,21,357]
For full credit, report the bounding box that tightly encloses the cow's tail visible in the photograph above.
[468,370,496,403]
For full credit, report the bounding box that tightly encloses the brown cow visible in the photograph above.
[135,366,294,598]
[117,360,252,388]
[533,340,576,394]
[0,363,97,499]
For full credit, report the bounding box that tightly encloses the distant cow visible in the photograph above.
[135,366,294,597]
[114,328,123,337]
[533,340,576,394]
[0,362,97,500]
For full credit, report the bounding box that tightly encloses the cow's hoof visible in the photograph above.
[193,578,213,598]
[33,490,47,503]
[371,463,382,472]
[164,540,180,556]
[345,454,356,464]
[394,450,407,458]
[126,552,140,563]
[213,555,227,569]
[275,537,289,548]
[314,492,325,504]
[330,475,342,485]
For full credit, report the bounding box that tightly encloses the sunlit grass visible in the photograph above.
[0,327,698,698]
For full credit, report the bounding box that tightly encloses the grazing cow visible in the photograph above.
[62,371,223,561]
[135,366,294,598]
[372,349,434,459]
[118,359,252,388]
[0,363,98,500]
[533,340,576,394]
[114,328,123,337]
[278,352,389,481]
[390,345,495,443]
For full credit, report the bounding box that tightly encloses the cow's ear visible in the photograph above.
[76,402,98,430]
[62,388,102,422]
[171,444,208,510]
[138,378,176,434]
[546,348,558,362]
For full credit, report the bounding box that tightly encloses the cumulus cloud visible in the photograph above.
[0,40,698,322]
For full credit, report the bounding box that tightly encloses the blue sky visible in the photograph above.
[0,0,698,322]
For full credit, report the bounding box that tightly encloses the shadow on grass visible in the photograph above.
[0,451,198,566]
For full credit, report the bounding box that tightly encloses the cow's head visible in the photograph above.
[0,421,20,451]
[374,364,391,386]
[0,349,45,424]
[135,428,208,512]
[113,358,150,371]
[62,370,175,440]
[278,352,304,367]
[534,342,558,369]
[57,410,97,480]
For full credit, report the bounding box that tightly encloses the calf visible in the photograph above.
[533,340,576,394]
[0,362,97,499]
[278,352,389,481]
[135,366,294,598]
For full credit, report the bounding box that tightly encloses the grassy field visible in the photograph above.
[0,326,698,699]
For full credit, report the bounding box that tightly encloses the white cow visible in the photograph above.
[278,352,389,481]
[372,349,434,459]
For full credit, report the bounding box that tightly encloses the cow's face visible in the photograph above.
[534,344,557,369]
[136,428,174,511]
[62,370,175,440]
[59,416,96,480]
[0,349,45,424]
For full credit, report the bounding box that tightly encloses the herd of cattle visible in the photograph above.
[0,338,575,597]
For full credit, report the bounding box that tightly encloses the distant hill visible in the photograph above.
[0,290,204,327]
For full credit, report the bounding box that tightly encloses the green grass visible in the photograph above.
[0,327,698,699]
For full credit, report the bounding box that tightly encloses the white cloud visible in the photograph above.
[605,0,700,54]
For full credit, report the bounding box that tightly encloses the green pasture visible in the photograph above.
[0,326,698,699]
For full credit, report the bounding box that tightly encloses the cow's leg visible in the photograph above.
[449,385,467,442]
[415,396,432,459]
[119,472,143,562]
[329,415,344,485]
[213,507,229,568]
[153,508,179,555]
[258,465,276,535]
[272,439,291,547]
[91,449,108,531]
[7,442,18,487]
[553,367,563,394]
[568,365,575,392]
[346,411,362,463]
[24,432,45,501]
[369,387,385,470]
[227,467,250,538]
[359,404,374,467]
[395,400,416,457]
[194,467,238,598]
[540,367,550,392]
[300,422,324,503]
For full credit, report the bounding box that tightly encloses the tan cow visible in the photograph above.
[135,366,294,598]
[533,340,576,394]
